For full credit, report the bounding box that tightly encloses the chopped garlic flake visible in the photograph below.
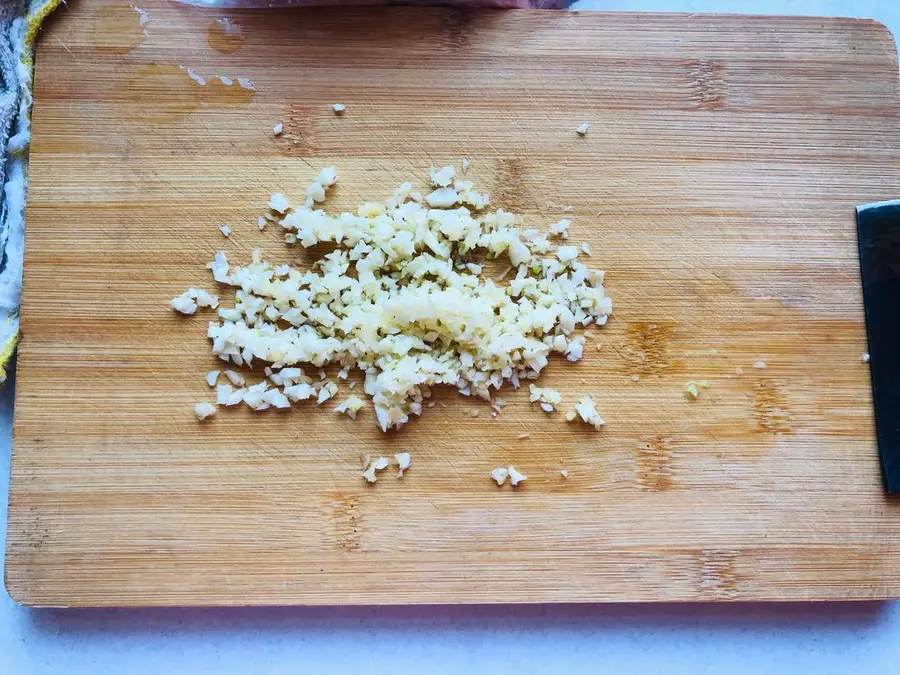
[194,401,216,419]
[685,380,710,400]
[224,370,246,387]
[395,451,411,477]
[574,395,604,430]
[491,467,509,486]
[529,385,562,412]
[170,293,198,315]
[430,165,456,187]
[268,193,290,213]
[508,465,527,486]
[334,394,365,420]
[576,123,589,135]
[273,122,284,136]
[362,456,389,482]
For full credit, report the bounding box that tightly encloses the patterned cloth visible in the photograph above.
[0,0,59,383]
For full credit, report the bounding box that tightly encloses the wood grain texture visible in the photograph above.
[6,0,900,606]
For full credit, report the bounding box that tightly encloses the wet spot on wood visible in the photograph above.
[276,104,318,156]
[493,158,527,210]
[754,378,790,434]
[698,548,740,598]
[95,5,144,54]
[623,321,674,375]
[127,64,255,121]
[328,492,362,551]
[208,17,245,54]
[686,58,725,111]
[635,436,675,491]
[442,9,475,51]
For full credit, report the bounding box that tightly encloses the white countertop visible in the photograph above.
[3,1,900,672]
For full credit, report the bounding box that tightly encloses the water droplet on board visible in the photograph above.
[208,17,245,54]
[128,64,256,122]
[95,5,144,54]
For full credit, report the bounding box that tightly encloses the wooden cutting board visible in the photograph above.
[6,0,900,606]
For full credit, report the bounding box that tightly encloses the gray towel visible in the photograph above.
[0,0,54,381]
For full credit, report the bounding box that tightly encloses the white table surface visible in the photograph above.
[3,1,899,672]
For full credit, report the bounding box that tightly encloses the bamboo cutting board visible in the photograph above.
[6,0,900,606]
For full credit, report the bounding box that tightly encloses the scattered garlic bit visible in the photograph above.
[215,383,232,405]
[179,165,611,431]
[529,384,562,413]
[425,187,459,208]
[170,287,219,315]
[575,123,589,136]
[395,451,411,478]
[429,164,456,187]
[754,360,767,369]
[574,395,605,430]
[581,242,592,256]
[565,410,577,422]
[461,158,470,174]
[557,245,579,262]
[863,353,871,363]
[256,216,266,231]
[491,467,509,486]
[560,469,568,478]
[307,182,326,204]
[684,380,710,400]
[194,289,219,308]
[273,122,284,136]
[170,291,198,315]
[334,394,365,420]
[225,388,244,406]
[508,465,527,486]
[268,193,290,213]
[333,103,345,114]
[206,370,221,387]
[735,367,744,375]
[489,398,505,414]
[631,374,640,382]
[224,369,246,387]
[517,433,530,440]
[317,380,338,405]
[219,224,232,237]
[362,455,390,483]
[549,219,570,239]
[194,401,216,420]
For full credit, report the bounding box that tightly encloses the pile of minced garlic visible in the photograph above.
[172,165,612,432]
